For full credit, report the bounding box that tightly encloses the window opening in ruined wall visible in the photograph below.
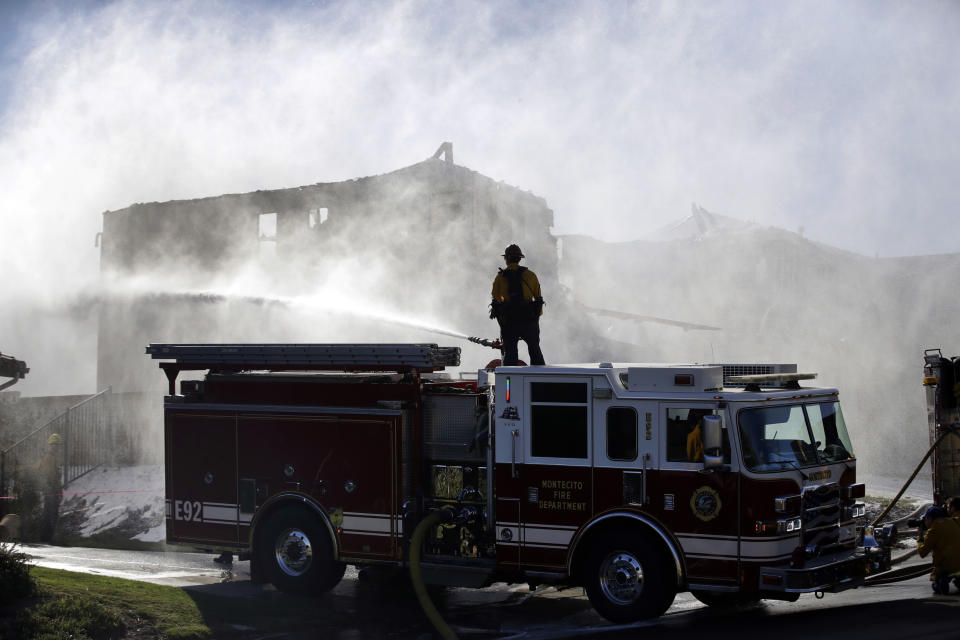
[308,207,329,229]
[259,212,277,260]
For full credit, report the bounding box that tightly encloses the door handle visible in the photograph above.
[642,453,650,505]
[511,429,520,478]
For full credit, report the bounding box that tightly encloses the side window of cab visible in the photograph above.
[530,381,589,459]
[606,407,638,462]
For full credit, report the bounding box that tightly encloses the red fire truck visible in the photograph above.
[148,343,889,622]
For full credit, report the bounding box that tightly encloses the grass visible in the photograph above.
[15,594,125,640]
[6,567,212,640]
[4,567,363,639]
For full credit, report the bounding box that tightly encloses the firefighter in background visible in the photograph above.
[490,244,545,366]
[917,505,960,594]
[947,497,960,591]
[36,433,63,543]
[686,419,704,462]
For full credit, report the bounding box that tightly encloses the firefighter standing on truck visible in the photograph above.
[490,244,545,366]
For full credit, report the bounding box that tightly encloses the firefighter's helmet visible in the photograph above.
[503,244,524,260]
[48,433,62,445]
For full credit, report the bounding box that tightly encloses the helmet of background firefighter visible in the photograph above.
[502,244,524,261]
[47,433,61,445]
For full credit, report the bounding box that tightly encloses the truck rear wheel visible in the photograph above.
[257,505,346,595]
[584,531,676,623]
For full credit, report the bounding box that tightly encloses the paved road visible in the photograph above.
[22,543,959,639]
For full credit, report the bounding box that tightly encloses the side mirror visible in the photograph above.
[702,415,724,470]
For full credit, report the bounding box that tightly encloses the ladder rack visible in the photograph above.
[146,343,461,395]
[0,352,28,392]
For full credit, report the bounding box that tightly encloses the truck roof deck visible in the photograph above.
[493,362,834,400]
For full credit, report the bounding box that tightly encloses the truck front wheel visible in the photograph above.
[257,505,346,595]
[584,531,676,623]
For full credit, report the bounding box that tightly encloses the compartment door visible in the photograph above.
[518,377,593,571]
[166,411,238,544]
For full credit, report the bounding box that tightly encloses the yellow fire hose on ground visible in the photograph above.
[409,511,459,640]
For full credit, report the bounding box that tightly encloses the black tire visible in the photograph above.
[583,531,676,623]
[690,590,760,608]
[256,505,346,595]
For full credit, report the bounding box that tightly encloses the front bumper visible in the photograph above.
[759,551,868,593]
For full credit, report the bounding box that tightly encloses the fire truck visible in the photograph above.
[923,349,960,503]
[148,343,888,623]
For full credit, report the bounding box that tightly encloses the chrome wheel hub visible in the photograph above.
[275,528,313,576]
[599,551,644,605]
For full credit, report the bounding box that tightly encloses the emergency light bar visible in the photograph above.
[727,372,817,391]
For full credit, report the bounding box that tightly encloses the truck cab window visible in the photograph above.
[806,402,855,463]
[530,381,588,459]
[738,403,855,472]
[606,407,638,461]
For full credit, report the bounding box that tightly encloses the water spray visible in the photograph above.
[95,284,505,352]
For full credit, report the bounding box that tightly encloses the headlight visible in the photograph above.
[843,503,866,520]
[755,517,803,535]
[777,517,803,533]
[774,495,802,514]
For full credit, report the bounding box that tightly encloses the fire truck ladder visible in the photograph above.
[146,343,461,394]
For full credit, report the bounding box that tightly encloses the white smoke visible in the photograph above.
[0,0,957,406]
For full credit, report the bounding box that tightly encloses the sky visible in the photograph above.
[0,1,957,280]
[0,0,958,394]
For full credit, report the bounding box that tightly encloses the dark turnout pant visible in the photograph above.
[501,319,545,366]
[41,494,60,543]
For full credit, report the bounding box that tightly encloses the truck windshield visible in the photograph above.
[738,402,855,472]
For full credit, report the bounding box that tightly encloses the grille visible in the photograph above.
[802,483,841,553]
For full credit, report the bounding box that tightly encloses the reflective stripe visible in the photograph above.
[739,535,797,560]
[677,534,738,558]
[674,532,798,561]
[342,512,393,535]
[492,522,576,549]
[203,503,238,524]
[522,524,576,547]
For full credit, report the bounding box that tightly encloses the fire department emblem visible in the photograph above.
[690,486,722,522]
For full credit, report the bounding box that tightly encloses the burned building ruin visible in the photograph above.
[96,144,574,394]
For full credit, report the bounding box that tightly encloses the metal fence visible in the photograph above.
[0,388,112,497]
